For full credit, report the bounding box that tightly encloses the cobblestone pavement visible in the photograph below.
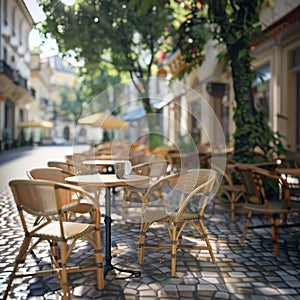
[1,189,300,300]
[0,146,300,299]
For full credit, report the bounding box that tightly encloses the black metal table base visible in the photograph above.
[104,264,141,278]
[104,188,141,279]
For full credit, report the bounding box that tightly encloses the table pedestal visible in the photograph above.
[104,187,141,278]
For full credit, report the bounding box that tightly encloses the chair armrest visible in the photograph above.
[143,172,179,202]
[54,182,100,211]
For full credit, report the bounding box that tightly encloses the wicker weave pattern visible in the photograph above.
[138,169,217,277]
[27,167,95,219]
[210,161,244,222]
[4,180,104,300]
[47,160,92,175]
[169,168,215,193]
[123,156,168,201]
[236,164,300,256]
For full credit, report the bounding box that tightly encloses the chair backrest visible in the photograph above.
[48,161,73,174]
[159,169,217,217]
[169,169,216,194]
[47,160,92,175]
[27,167,74,206]
[27,167,67,183]
[236,164,289,206]
[9,179,79,217]
[148,155,168,178]
[132,155,168,179]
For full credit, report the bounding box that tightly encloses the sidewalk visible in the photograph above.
[0,145,89,192]
[0,145,34,164]
[1,188,300,299]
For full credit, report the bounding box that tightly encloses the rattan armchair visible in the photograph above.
[4,180,104,300]
[138,169,218,276]
[47,160,93,176]
[211,162,244,222]
[236,164,300,256]
[123,155,168,202]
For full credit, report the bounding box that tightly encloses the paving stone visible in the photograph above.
[1,180,300,299]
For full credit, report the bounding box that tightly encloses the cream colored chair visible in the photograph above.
[4,180,104,300]
[211,162,244,222]
[123,155,168,202]
[138,169,217,276]
[236,164,300,256]
[47,160,93,175]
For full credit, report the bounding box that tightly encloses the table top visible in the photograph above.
[65,173,150,188]
[83,159,123,166]
[276,168,300,176]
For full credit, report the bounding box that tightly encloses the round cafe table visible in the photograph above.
[65,173,149,277]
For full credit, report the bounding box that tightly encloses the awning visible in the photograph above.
[18,120,54,129]
[121,108,146,121]
[78,112,129,129]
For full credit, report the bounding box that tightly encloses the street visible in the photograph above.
[0,144,90,192]
[0,145,300,299]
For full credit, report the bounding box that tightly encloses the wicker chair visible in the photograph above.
[211,162,244,222]
[138,169,218,276]
[47,160,93,176]
[4,180,104,300]
[123,155,168,202]
[27,167,94,221]
[236,164,300,256]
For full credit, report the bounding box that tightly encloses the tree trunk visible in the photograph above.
[228,44,258,162]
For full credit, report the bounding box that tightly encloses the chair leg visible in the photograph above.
[230,193,236,222]
[230,201,235,222]
[171,224,178,277]
[177,222,183,246]
[138,222,147,264]
[3,236,32,299]
[59,241,71,300]
[211,198,216,215]
[241,211,252,244]
[198,219,216,263]
[271,216,280,256]
[94,228,105,290]
[50,241,60,268]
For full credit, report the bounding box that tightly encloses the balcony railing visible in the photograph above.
[0,60,14,81]
[0,60,35,99]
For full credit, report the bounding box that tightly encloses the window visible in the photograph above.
[11,6,16,36]
[4,0,8,25]
[253,64,271,121]
[291,47,300,150]
[19,20,23,46]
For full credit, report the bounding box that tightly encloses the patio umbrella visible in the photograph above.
[78,112,129,129]
[18,120,54,129]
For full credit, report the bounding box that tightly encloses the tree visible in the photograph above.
[39,0,175,145]
[58,85,85,121]
[134,0,288,162]
[202,0,287,162]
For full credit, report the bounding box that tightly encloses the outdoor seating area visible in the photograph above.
[2,1,300,298]
[1,142,300,299]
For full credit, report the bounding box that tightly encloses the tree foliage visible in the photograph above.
[199,0,288,161]
[39,0,174,115]
[136,0,289,161]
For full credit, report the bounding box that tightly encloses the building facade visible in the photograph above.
[253,0,300,152]
[47,54,78,142]
[0,0,35,150]
[160,0,300,153]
